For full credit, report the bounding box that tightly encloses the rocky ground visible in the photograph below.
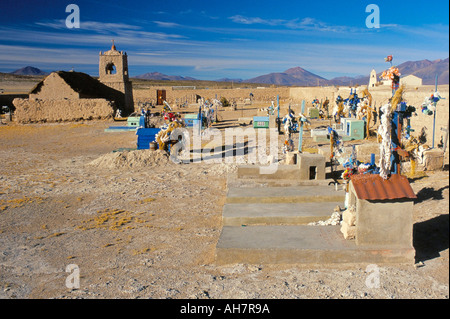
[0,106,448,300]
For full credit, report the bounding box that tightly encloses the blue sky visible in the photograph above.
[0,0,448,80]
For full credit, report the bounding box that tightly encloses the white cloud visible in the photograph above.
[228,15,363,33]
[0,45,97,65]
[229,15,283,26]
[0,23,187,49]
[0,16,447,80]
[153,21,181,28]
[36,19,142,32]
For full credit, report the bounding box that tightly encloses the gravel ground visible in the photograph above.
[0,113,448,300]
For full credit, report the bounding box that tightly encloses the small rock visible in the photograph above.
[340,221,356,239]
[414,261,425,269]
[247,265,262,272]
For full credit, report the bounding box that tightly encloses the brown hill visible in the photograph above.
[326,58,449,86]
[245,67,327,86]
[409,58,449,85]
[10,66,48,76]
[133,72,197,81]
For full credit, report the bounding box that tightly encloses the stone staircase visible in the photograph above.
[214,168,415,265]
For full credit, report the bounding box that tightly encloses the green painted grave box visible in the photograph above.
[308,107,320,119]
[253,116,270,129]
[184,114,199,127]
[344,118,365,140]
[127,115,141,127]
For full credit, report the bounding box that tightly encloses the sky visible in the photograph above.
[0,0,448,80]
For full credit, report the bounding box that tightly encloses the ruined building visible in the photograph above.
[13,42,134,123]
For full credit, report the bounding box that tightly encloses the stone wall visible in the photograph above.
[13,98,114,123]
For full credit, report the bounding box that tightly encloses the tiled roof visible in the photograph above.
[350,174,417,200]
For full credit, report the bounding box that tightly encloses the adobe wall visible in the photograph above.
[133,87,291,109]
[30,73,79,100]
[289,86,339,107]
[290,84,449,106]
[13,98,114,123]
[400,76,422,87]
[368,85,449,153]
[291,85,449,157]
[132,85,449,153]
[131,84,448,162]
[0,94,28,112]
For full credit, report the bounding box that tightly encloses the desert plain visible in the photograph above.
[0,94,448,300]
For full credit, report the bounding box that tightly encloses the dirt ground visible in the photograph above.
[0,104,448,299]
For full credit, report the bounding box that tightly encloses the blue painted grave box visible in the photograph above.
[136,128,161,150]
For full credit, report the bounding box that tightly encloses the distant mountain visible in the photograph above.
[242,58,449,87]
[397,59,434,76]
[10,66,48,76]
[326,58,449,86]
[132,58,448,86]
[133,72,198,81]
[370,58,449,85]
[284,67,328,84]
[245,67,328,86]
[245,72,302,86]
[327,76,363,86]
[407,58,449,85]
[328,74,372,86]
[216,78,244,83]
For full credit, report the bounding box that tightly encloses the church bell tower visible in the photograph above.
[99,41,134,114]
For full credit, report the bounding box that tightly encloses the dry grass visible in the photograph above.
[76,208,152,231]
[0,196,46,211]
[131,247,157,256]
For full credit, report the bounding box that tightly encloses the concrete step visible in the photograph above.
[227,171,335,188]
[215,225,415,264]
[237,165,302,180]
[236,164,332,181]
[225,185,346,204]
[222,202,342,226]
